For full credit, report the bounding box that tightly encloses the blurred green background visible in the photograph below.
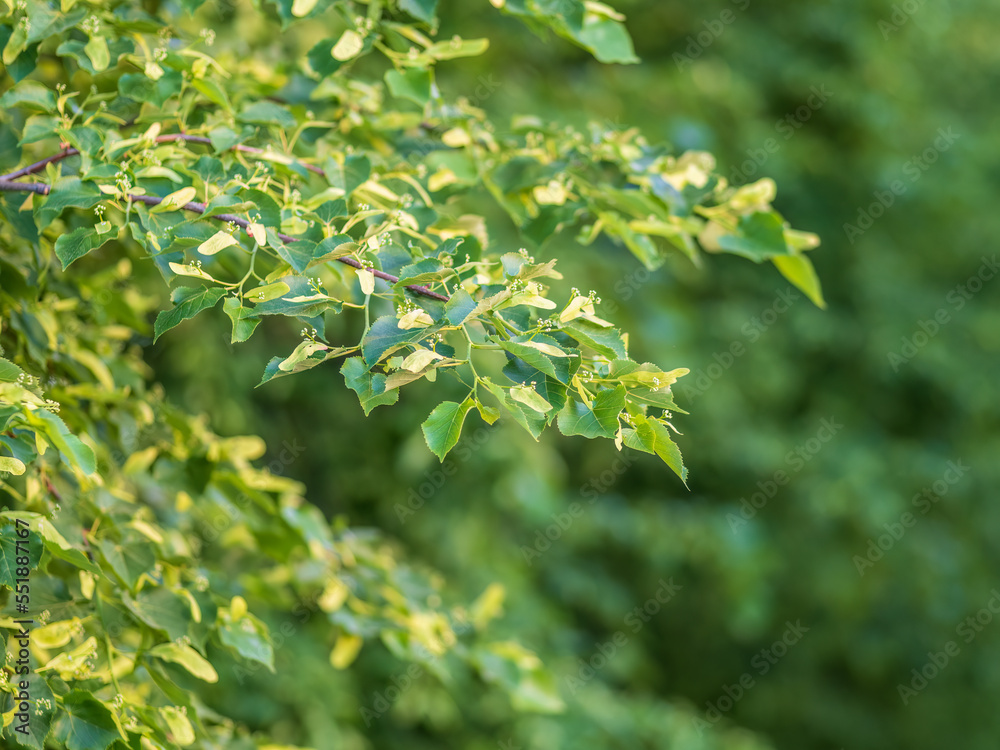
[153,0,1000,747]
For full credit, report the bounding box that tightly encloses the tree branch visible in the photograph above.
[0,182,448,302]
[0,132,326,182]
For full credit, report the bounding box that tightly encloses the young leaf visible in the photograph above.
[150,186,197,213]
[509,384,553,413]
[149,642,219,683]
[357,267,375,295]
[198,230,240,256]
[332,29,365,61]
[84,35,110,71]
[0,455,26,475]
[160,706,196,745]
[330,633,364,669]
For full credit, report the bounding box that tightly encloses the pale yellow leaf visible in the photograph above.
[332,29,364,61]
[330,633,363,669]
[199,231,239,256]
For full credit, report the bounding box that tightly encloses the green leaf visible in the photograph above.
[34,177,101,230]
[399,0,438,23]
[341,357,399,415]
[556,385,626,439]
[274,239,315,273]
[344,153,371,195]
[0,522,41,590]
[0,80,55,113]
[117,69,182,108]
[623,415,687,485]
[0,121,21,170]
[239,188,283,227]
[0,357,25,383]
[192,77,232,111]
[259,344,354,385]
[123,587,194,641]
[19,114,57,145]
[222,296,261,344]
[246,275,337,319]
[199,194,255,220]
[30,409,96,475]
[52,690,122,750]
[219,614,274,671]
[208,125,242,153]
[311,234,355,262]
[482,378,545,440]
[1,512,98,574]
[306,37,344,78]
[84,35,110,71]
[444,287,477,325]
[362,316,439,366]
[3,672,54,750]
[501,356,569,414]
[239,100,296,130]
[560,319,628,359]
[312,199,347,223]
[425,37,489,60]
[393,259,453,288]
[154,286,227,342]
[773,253,826,309]
[510,668,566,713]
[2,20,28,66]
[385,68,433,106]
[98,533,155,591]
[576,17,639,64]
[718,211,792,262]
[148,642,219,683]
[54,227,97,269]
[63,126,104,156]
[495,335,577,384]
[421,398,474,460]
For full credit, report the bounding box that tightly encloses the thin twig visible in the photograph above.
[0,132,325,182]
